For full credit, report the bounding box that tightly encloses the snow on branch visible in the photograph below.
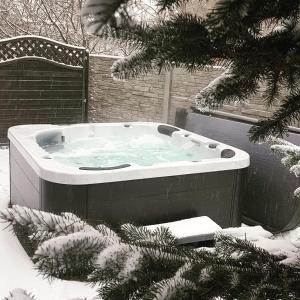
[3,289,36,300]
[268,136,300,197]
[195,70,234,112]
[34,230,114,278]
[0,205,95,243]
[146,262,196,300]
[1,205,300,299]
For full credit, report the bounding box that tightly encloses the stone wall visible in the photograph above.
[168,67,223,124]
[181,0,217,16]
[87,0,289,125]
[88,55,299,127]
[88,55,167,123]
[179,0,300,125]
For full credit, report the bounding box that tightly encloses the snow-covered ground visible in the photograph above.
[0,147,299,299]
[0,148,98,300]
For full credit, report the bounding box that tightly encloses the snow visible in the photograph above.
[94,243,129,270]
[0,148,99,299]
[146,216,300,265]
[152,263,194,300]
[221,225,273,240]
[4,288,35,300]
[146,216,222,244]
[0,146,9,209]
[0,147,300,298]
[35,231,104,258]
[221,226,300,265]
[268,137,300,197]
[195,70,233,111]
[117,247,143,280]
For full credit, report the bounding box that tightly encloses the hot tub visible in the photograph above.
[8,122,249,227]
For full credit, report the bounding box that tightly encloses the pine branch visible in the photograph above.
[81,0,300,139]
[143,263,196,300]
[263,69,282,106]
[249,92,300,141]
[0,205,95,244]
[196,71,259,111]
[120,223,177,246]
[82,0,130,34]
[110,14,214,79]
[267,137,300,198]
[208,0,300,34]
[111,49,157,79]
[6,207,300,299]
[34,230,113,279]
[156,0,188,11]
[4,289,36,300]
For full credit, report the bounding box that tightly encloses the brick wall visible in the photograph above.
[88,55,299,127]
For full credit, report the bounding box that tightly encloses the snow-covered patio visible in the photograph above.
[0,148,98,299]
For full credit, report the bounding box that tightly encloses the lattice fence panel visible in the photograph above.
[0,36,89,143]
[0,36,88,68]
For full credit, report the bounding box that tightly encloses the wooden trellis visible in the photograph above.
[0,35,89,143]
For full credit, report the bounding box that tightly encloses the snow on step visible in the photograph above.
[221,225,273,240]
[146,216,222,244]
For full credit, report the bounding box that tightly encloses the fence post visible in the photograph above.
[162,68,173,123]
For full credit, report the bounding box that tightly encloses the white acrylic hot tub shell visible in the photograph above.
[8,122,250,185]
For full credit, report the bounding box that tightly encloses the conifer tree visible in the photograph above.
[1,205,300,300]
[82,0,300,141]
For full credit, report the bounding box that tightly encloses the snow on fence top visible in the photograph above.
[0,35,88,69]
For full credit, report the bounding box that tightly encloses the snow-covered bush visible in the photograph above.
[1,205,300,300]
[268,137,300,198]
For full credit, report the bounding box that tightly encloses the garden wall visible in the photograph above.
[88,55,166,123]
[88,55,294,126]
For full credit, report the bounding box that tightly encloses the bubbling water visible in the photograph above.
[42,134,206,168]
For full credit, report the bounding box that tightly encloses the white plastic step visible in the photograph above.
[146,216,222,244]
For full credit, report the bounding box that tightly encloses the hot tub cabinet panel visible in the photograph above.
[10,143,41,209]
[8,123,249,228]
[39,170,241,227]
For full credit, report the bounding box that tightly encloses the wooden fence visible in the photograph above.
[0,36,89,143]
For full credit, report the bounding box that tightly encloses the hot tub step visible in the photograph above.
[145,216,222,245]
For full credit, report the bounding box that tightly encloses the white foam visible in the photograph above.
[43,134,213,168]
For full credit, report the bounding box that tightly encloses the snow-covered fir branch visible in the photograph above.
[4,288,86,300]
[195,70,234,112]
[34,230,115,279]
[0,205,95,244]
[145,262,196,300]
[3,289,36,300]
[1,206,300,299]
[268,136,300,197]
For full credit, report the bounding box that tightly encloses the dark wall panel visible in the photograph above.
[0,36,89,143]
[185,112,300,232]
